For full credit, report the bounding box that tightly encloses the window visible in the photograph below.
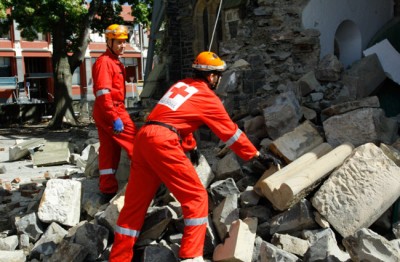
[0,30,10,40]
[0,19,10,40]
[21,32,47,41]
[120,57,137,66]
[0,57,11,77]
[225,9,240,39]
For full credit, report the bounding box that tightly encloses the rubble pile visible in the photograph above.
[1,54,400,262]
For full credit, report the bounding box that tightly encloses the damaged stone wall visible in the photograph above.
[158,0,397,119]
[158,0,321,115]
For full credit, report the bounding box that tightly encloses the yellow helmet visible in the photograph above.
[105,24,128,40]
[192,51,227,71]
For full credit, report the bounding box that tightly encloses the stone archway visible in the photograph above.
[334,20,362,68]
[193,0,222,55]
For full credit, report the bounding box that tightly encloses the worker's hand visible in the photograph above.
[189,147,200,166]
[253,151,282,170]
[113,118,124,134]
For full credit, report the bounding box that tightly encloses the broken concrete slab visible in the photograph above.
[302,228,351,261]
[38,179,82,227]
[0,235,18,251]
[9,138,45,161]
[141,244,178,262]
[209,178,240,205]
[320,96,380,121]
[257,240,300,262]
[72,221,109,261]
[342,53,386,99]
[32,142,70,167]
[263,91,303,140]
[30,222,68,259]
[269,199,318,235]
[212,194,239,241]
[194,154,215,188]
[214,152,243,181]
[363,39,400,85]
[95,188,126,234]
[14,212,44,242]
[343,228,400,260]
[323,108,398,147]
[244,115,269,140]
[137,206,175,244]
[213,217,257,262]
[270,233,309,257]
[297,71,321,96]
[269,120,325,163]
[47,239,89,262]
[0,250,26,262]
[312,143,400,238]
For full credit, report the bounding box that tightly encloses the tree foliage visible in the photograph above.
[126,0,153,27]
[0,0,153,128]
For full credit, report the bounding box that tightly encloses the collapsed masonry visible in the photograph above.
[1,53,400,261]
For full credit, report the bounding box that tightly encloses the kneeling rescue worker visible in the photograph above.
[109,51,279,262]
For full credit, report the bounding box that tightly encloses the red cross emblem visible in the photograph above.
[169,85,189,98]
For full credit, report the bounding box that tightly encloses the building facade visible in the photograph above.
[0,6,147,109]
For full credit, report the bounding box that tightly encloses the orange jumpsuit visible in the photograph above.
[109,78,257,261]
[92,49,136,194]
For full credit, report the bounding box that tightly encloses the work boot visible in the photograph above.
[180,257,204,262]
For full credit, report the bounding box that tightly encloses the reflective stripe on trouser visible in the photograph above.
[93,108,136,194]
[109,225,140,262]
[110,125,209,260]
[99,168,117,194]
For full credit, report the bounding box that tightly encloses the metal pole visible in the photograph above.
[208,0,223,51]
[140,24,145,81]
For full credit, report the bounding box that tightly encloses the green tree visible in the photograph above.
[0,0,152,129]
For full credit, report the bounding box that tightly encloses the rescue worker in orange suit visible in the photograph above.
[92,24,136,196]
[109,51,280,262]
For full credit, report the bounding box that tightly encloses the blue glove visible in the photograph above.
[113,118,124,134]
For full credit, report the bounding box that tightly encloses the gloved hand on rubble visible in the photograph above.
[113,118,124,134]
[253,150,282,170]
[189,147,200,166]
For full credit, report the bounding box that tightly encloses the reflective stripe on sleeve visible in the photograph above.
[184,217,208,226]
[224,129,243,147]
[96,89,110,97]
[99,168,116,175]
[115,225,140,238]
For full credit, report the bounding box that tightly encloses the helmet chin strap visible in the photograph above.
[107,39,118,56]
[214,75,222,89]
[207,73,221,90]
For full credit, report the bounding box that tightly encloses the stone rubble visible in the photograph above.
[0,54,400,261]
